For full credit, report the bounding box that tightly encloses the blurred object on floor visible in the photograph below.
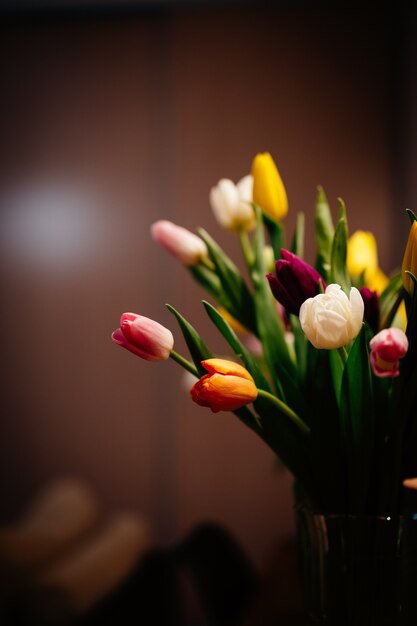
[86,521,260,626]
[0,478,99,572]
[176,523,260,626]
[243,536,308,626]
[0,478,150,626]
[0,478,308,625]
[31,514,150,619]
[0,477,100,619]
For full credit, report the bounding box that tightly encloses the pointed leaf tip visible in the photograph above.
[406,208,417,224]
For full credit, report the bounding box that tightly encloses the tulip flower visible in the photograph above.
[347,230,388,294]
[359,287,380,334]
[267,249,326,315]
[190,358,258,412]
[112,312,174,361]
[402,221,417,295]
[299,284,364,349]
[209,175,255,231]
[151,220,208,266]
[367,267,389,294]
[251,152,288,221]
[347,231,378,278]
[369,327,408,378]
[403,477,417,490]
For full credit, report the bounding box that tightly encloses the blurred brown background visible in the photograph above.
[0,0,416,573]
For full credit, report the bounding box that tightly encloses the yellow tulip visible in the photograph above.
[347,230,389,294]
[402,221,417,295]
[367,267,389,294]
[392,300,407,332]
[251,152,288,221]
[217,307,248,335]
[347,230,378,279]
[190,358,258,413]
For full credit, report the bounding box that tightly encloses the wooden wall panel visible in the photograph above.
[0,6,403,569]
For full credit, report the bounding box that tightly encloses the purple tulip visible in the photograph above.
[359,287,380,334]
[266,249,326,315]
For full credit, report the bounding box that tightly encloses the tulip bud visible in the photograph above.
[347,231,378,279]
[369,327,408,378]
[299,284,364,349]
[112,312,174,361]
[209,175,255,232]
[367,267,389,295]
[403,477,417,490]
[190,358,258,412]
[251,152,288,221]
[267,249,326,316]
[347,230,388,293]
[402,221,417,295]
[359,287,380,334]
[151,220,208,266]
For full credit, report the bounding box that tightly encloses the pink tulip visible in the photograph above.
[369,328,408,378]
[112,312,174,361]
[151,220,208,266]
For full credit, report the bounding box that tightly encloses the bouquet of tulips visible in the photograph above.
[112,152,417,516]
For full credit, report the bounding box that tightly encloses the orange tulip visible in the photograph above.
[190,358,258,413]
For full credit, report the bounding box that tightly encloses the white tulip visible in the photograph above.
[209,175,255,231]
[299,284,364,349]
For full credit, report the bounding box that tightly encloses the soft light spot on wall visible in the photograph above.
[0,183,105,272]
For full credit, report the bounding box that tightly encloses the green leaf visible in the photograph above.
[251,208,295,396]
[189,265,222,300]
[202,301,272,392]
[303,344,346,511]
[379,272,404,329]
[315,186,334,282]
[330,198,351,293]
[262,211,285,261]
[166,304,212,376]
[251,394,319,506]
[339,325,374,513]
[197,228,257,335]
[291,212,305,259]
[406,208,417,224]
[329,348,343,407]
[289,314,307,379]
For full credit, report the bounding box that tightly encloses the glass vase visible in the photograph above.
[296,507,417,626]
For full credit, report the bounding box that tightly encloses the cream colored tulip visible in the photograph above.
[209,175,255,231]
[299,284,364,349]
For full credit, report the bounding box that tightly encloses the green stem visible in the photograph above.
[200,256,215,271]
[169,350,199,377]
[384,287,405,328]
[338,345,348,365]
[239,230,255,270]
[257,389,310,435]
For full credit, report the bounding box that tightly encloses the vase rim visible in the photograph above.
[294,505,417,521]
